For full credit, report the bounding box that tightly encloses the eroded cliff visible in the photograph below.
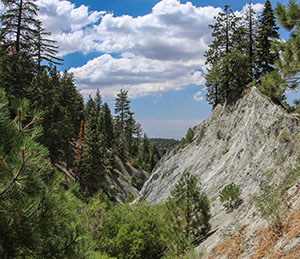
[136,87,300,257]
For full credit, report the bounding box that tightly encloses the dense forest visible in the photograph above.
[0,0,299,258]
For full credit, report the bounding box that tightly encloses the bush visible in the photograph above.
[96,202,167,259]
[219,183,241,210]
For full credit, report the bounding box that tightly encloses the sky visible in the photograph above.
[0,0,299,139]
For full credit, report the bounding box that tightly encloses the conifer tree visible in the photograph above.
[102,103,114,150]
[94,89,102,113]
[114,89,132,160]
[76,96,105,194]
[205,6,247,107]
[28,67,84,161]
[241,1,259,81]
[133,121,143,156]
[0,0,39,53]
[74,91,125,194]
[170,172,211,238]
[255,0,279,79]
[166,172,211,256]
[33,20,63,71]
[142,133,151,170]
[275,0,300,89]
[219,183,241,210]
[0,89,89,257]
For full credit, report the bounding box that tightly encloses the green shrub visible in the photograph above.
[219,183,241,210]
[96,202,167,259]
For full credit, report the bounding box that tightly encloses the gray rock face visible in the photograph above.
[105,155,149,204]
[136,87,300,256]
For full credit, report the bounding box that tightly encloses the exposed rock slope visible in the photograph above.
[136,87,300,256]
[104,155,149,203]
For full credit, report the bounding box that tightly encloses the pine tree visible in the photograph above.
[0,0,39,53]
[241,1,259,81]
[170,172,211,238]
[219,183,241,210]
[133,121,142,156]
[0,89,89,257]
[166,172,211,256]
[125,113,136,156]
[0,49,35,100]
[205,6,245,108]
[76,102,105,194]
[94,89,102,113]
[28,67,84,162]
[114,89,132,160]
[85,95,97,119]
[102,103,114,150]
[141,133,151,170]
[33,20,63,71]
[255,0,279,79]
[275,0,300,90]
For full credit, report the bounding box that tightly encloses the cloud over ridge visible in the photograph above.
[33,0,262,98]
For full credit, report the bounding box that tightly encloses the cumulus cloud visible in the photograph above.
[193,90,205,101]
[35,0,219,97]
[70,53,206,98]
[242,3,264,13]
[36,0,105,54]
[19,0,264,98]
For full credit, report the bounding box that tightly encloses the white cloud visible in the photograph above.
[70,53,206,99]
[193,90,204,101]
[23,0,264,99]
[35,0,219,97]
[242,3,264,14]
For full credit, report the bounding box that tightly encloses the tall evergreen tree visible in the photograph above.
[102,103,114,151]
[205,6,249,107]
[133,121,143,156]
[94,89,102,113]
[114,89,132,160]
[33,21,63,71]
[275,0,300,90]
[76,99,105,194]
[28,67,84,162]
[255,0,279,79]
[0,0,39,53]
[241,1,259,81]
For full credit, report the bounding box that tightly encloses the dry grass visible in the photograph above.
[207,187,300,259]
[208,225,247,259]
[251,189,300,259]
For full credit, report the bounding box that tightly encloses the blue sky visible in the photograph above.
[1,0,298,139]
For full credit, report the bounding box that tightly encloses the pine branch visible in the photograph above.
[0,149,34,196]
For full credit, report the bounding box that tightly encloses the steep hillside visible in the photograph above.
[56,155,149,204]
[136,87,300,257]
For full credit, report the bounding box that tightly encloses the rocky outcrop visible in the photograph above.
[136,87,300,257]
[104,155,149,204]
[55,155,149,204]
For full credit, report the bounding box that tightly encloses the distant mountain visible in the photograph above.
[149,138,179,153]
